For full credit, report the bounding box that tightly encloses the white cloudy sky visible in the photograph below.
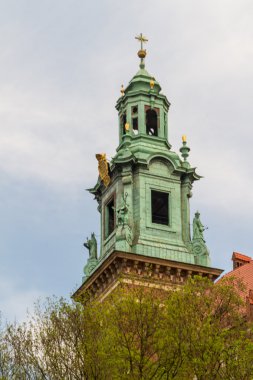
[0,0,253,321]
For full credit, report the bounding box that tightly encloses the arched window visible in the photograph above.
[146,109,158,136]
[121,112,127,135]
[132,106,138,135]
[105,196,115,239]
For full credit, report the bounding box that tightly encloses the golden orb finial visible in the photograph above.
[135,33,148,68]
[182,135,187,143]
[138,49,147,59]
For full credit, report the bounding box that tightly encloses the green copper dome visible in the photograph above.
[124,67,162,95]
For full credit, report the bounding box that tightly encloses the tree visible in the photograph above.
[5,297,113,380]
[2,277,253,379]
[102,286,167,380]
[0,314,13,379]
[161,276,252,380]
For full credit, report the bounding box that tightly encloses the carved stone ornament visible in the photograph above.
[125,225,133,246]
[116,193,129,226]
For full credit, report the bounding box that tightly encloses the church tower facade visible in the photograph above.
[73,35,222,301]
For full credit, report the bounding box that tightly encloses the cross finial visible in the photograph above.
[135,33,148,69]
[135,33,148,50]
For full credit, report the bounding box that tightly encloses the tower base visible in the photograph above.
[73,251,223,302]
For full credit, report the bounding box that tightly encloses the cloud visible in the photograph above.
[0,84,117,192]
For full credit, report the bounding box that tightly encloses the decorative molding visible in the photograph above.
[73,250,223,302]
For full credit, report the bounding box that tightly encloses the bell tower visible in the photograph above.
[73,35,222,301]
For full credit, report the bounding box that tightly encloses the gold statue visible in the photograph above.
[96,153,110,187]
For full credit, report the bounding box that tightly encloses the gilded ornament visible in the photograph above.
[95,153,110,187]
[135,33,148,68]
[138,49,146,59]
[135,33,148,49]
[150,78,155,89]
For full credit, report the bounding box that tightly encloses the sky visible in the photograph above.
[0,0,253,322]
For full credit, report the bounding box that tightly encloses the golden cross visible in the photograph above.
[135,33,148,50]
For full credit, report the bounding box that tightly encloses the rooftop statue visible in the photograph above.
[82,233,98,281]
[83,233,97,260]
[191,211,210,266]
[192,211,206,242]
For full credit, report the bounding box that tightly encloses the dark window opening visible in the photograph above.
[132,117,138,135]
[146,109,158,136]
[151,190,169,225]
[121,113,127,135]
[132,106,138,115]
[106,198,115,238]
[132,106,138,135]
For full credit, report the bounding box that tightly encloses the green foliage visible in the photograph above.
[1,277,253,379]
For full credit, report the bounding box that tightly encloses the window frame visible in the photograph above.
[104,194,116,240]
[151,189,169,226]
[145,183,174,232]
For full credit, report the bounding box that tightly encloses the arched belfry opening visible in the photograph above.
[121,112,127,135]
[146,108,158,136]
[132,106,138,135]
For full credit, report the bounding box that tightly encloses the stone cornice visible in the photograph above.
[72,250,223,302]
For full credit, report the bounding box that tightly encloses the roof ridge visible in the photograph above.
[233,252,252,261]
[223,260,253,278]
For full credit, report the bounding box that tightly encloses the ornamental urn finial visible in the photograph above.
[124,123,130,133]
[180,135,191,165]
[150,77,155,89]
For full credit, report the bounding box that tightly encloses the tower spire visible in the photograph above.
[135,33,148,69]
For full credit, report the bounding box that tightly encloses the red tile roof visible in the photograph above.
[219,253,253,319]
[222,258,253,302]
[232,252,251,262]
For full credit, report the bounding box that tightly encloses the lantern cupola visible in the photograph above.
[116,34,170,149]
